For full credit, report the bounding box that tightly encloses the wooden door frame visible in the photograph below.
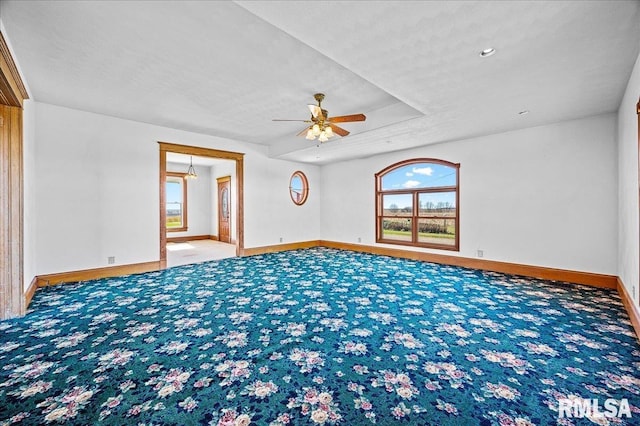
[216,175,232,244]
[0,31,29,319]
[637,96,640,306]
[159,142,244,268]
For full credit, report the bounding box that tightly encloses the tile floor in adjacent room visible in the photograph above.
[166,239,236,267]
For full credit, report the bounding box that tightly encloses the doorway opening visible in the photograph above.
[164,154,235,266]
[159,142,244,268]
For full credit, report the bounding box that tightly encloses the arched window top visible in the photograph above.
[376,158,459,191]
[375,158,460,251]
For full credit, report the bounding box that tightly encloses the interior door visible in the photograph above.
[217,176,231,243]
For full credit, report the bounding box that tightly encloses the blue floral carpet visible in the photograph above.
[1,248,639,425]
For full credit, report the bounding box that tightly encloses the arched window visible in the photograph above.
[375,158,460,251]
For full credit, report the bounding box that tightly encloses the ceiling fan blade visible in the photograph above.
[273,119,312,122]
[308,104,321,118]
[329,123,350,137]
[328,113,366,123]
[296,127,310,137]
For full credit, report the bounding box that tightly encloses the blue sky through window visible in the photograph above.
[166,181,182,204]
[381,163,456,191]
[381,163,456,210]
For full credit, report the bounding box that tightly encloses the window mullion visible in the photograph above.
[411,191,420,244]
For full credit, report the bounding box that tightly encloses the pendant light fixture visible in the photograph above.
[185,156,197,179]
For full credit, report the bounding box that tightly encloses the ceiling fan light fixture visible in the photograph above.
[305,128,315,140]
[273,93,366,142]
[324,126,333,137]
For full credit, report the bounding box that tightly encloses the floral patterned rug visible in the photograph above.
[1,248,639,425]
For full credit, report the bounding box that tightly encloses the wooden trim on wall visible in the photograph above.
[26,240,634,342]
[25,276,38,310]
[35,240,616,291]
[167,234,212,243]
[238,240,616,289]
[236,157,244,256]
[318,241,618,289]
[0,32,28,107]
[159,142,244,265]
[636,96,640,307]
[36,261,162,287]
[0,105,24,319]
[241,240,321,257]
[617,277,640,341]
[159,142,245,161]
[0,30,28,319]
[159,147,167,268]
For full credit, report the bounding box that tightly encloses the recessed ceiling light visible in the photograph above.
[480,48,496,57]
[518,110,529,115]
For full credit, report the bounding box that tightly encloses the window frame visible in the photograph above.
[166,171,188,232]
[375,158,460,251]
[289,170,309,206]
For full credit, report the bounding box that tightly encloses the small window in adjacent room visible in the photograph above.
[289,171,309,205]
[375,159,459,250]
[166,172,188,232]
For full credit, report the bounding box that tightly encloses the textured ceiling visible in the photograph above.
[3,1,639,164]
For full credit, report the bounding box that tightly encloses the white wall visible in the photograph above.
[321,113,618,275]
[618,50,640,303]
[251,159,319,246]
[33,102,321,275]
[23,99,36,290]
[28,100,621,277]
[166,161,211,238]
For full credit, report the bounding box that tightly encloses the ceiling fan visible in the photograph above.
[273,93,366,143]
